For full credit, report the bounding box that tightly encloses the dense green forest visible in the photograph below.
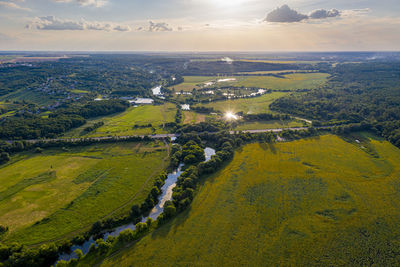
[0,100,129,139]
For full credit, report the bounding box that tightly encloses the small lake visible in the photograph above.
[57,147,216,263]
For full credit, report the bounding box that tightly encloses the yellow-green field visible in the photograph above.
[170,73,329,92]
[195,91,288,114]
[233,73,329,90]
[64,103,177,138]
[0,141,168,245]
[182,111,206,124]
[234,119,305,131]
[168,76,219,92]
[234,70,315,75]
[100,135,400,266]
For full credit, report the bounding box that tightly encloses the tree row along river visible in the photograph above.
[57,146,216,263]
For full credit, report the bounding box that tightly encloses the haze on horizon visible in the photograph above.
[0,0,399,51]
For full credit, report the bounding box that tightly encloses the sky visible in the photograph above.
[0,0,399,51]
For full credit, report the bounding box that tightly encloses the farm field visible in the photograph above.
[0,141,168,245]
[196,91,288,114]
[99,134,400,266]
[233,73,329,90]
[182,111,206,124]
[234,119,305,131]
[170,73,329,92]
[235,70,315,75]
[64,103,177,138]
[168,76,219,92]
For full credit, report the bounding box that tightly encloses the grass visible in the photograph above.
[63,103,177,138]
[234,119,306,131]
[182,111,206,124]
[196,92,288,114]
[99,134,400,266]
[169,73,329,92]
[233,73,329,90]
[169,76,219,92]
[0,141,168,245]
[69,89,89,94]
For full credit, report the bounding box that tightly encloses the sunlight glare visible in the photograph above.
[210,0,246,8]
[225,112,238,120]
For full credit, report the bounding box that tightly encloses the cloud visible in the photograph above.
[265,5,308,23]
[309,9,340,19]
[27,16,130,31]
[113,25,131,32]
[148,21,173,32]
[52,0,107,8]
[265,5,341,23]
[0,0,31,11]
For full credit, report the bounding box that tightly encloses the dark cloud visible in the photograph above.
[265,5,341,23]
[265,5,308,23]
[27,16,130,31]
[309,9,340,19]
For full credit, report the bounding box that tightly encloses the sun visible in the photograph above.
[225,112,238,120]
[210,0,246,7]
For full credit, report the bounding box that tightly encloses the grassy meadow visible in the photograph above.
[169,73,329,92]
[182,111,206,124]
[234,119,306,131]
[233,73,329,90]
[0,141,168,245]
[99,134,400,266]
[196,91,288,114]
[64,103,177,138]
[169,76,219,92]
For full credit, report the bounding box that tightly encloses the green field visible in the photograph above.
[0,141,168,245]
[170,73,329,92]
[99,134,400,266]
[64,103,177,138]
[182,111,206,124]
[195,92,288,114]
[234,119,306,131]
[169,76,219,92]
[233,73,329,90]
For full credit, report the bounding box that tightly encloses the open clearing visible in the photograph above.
[64,103,177,138]
[183,111,206,124]
[233,73,329,90]
[234,119,305,131]
[0,141,168,245]
[100,134,400,266]
[196,92,288,114]
[170,73,329,92]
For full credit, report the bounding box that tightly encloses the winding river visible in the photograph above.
[57,147,216,263]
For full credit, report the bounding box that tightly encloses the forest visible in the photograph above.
[271,62,400,147]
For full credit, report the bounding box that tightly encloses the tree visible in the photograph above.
[0,152,10,164]
[74,248,83,259]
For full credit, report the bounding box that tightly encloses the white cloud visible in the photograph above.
[52,0,107,8]
[27,16,130,31]
[138,21,174,32]
[0,0,31,11]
